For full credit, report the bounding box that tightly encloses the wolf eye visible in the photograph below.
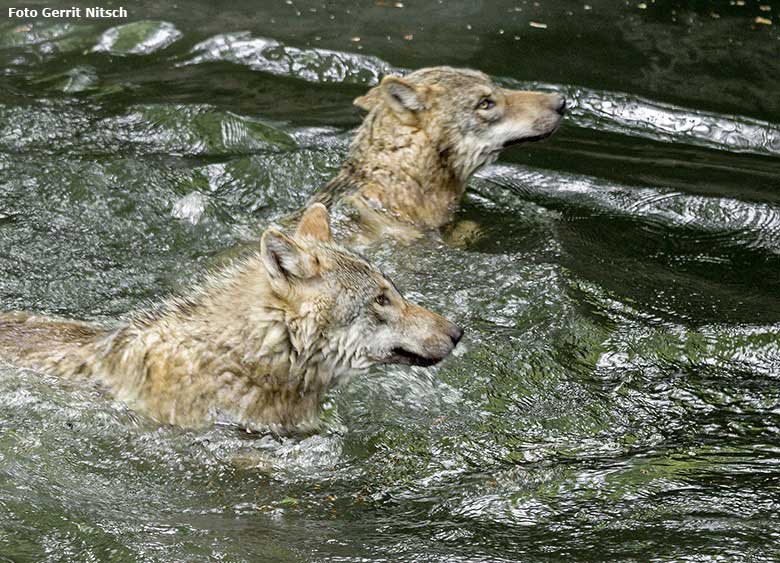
[477,98,495,110]
[375,293,389,307]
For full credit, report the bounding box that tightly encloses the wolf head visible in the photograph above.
[354,66,566,179]
[261,204,462,373]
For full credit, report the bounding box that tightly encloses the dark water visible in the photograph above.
[1,1,780,561]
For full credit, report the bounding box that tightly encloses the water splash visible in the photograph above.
[171,191,208,225]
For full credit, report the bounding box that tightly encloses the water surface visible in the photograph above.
[1,1,780,561]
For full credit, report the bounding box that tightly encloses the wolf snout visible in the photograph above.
[553,95,567,116]
[419,319,463,363]
[449,324,464,346]
[544,93,566,116]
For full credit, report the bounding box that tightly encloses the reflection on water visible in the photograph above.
[1,1,780,561]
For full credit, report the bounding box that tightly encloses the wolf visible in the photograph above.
[0,204,462,434]
[309,66,566,243]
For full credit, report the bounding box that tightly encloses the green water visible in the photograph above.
[1,1,780,561]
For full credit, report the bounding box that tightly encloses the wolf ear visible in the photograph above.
[353,86,382,112]
[379,76,425,113]
[295,203,332,242]
[261,229,310,291]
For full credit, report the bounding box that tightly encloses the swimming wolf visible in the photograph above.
[0,204,462,434]
[310,66,566,243]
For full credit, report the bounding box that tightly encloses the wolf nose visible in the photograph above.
[554,95,567,115]
[450,326,464,346]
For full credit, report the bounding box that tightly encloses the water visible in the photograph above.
[1,1,780,561]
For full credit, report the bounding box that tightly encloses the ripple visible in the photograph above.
[500,78,780,158]
[92,20,182,56]
[33,64,99,93]
[0,21,96,55]
[4,20,779,162]
[0,102,296,156]
[478,163,780,255]
[181,32,392,85]
[574,88,780,157]
[112,104,296,155]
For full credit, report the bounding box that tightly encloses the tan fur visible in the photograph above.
[0,205,462,434]
[311,66,566,243]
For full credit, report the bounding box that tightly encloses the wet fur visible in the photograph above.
[308,66,565,243]
[0,206,461,433]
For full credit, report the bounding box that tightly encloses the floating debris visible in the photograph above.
[754,16,772,25]
[403,33,414,40]
[529,21,548,29]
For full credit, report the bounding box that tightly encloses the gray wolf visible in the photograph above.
[310,66,566,243]
[0,204,462,434]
